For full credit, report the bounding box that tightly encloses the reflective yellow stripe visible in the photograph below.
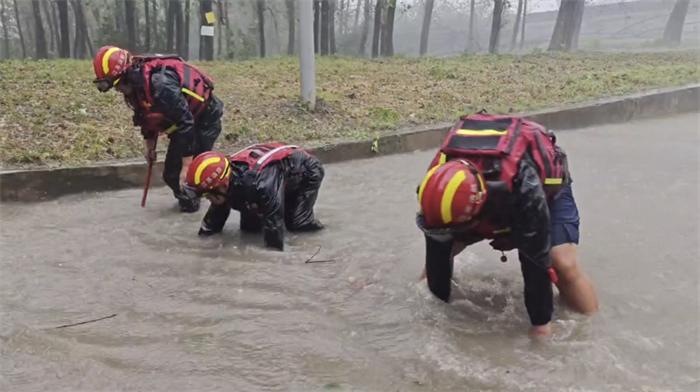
[438,153,447,164]
[164,124,177,134]
[476,171,485,192]
[440,170,467,224]
[112,77,121,86]
[493,228,511,234]
[101,47,121,76]
[544,178,563,185]
[418,164,441,203]
[220,159,230,179]
[182,88,205,102]
[194,157,221,185]
[456,129,507,136]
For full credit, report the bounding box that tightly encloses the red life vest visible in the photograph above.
[134,55,214,118]
[229,143,300,171]
[429,114,569,240]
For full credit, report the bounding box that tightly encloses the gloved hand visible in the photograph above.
[143,138,157,163]
[141,113,173,135]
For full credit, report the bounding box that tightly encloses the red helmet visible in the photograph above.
[185,151,232,194]
[92,45,131,92]
[418,160,487,228]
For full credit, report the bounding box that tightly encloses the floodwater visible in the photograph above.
[1,113,698,391]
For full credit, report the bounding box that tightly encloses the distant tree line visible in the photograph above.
[0,0,693,61]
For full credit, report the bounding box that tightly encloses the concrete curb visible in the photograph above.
[2,84,698,202]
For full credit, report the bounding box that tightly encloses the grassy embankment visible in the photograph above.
[0,51,698,168]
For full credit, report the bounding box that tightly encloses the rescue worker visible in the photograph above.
[183,143,325,250]
[416,113,598,337]
[92,45,223,212]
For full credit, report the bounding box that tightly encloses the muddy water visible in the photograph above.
[1,113,698,391]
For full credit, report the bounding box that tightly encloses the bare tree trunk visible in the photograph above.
[72,1,83,58]
[510,0,522,51]
[184,0,190,59]
[380,0,394,56]
[256,0,265,57]
[320,0,329,55]
[78,0,92,54]
[488,0,504,54]
[338,0,344,35]
[216,0,222,57]
[371,0,382,58]
[41,0,56,54]
[114,0,123,33]
[330,0,336,54]
[548,0,585,51]
[31,0,48,58]
[71,0,91,58]
[144,0,150,51]
[200,0,214,59]
[662,0,690,44]
[1,0,8,59]
[166,0,174,51]
[125,0,136,50]
[286,0,295,55]
[174,0,184,57]
[313,0,319,53]
[419,0,434,56]
[353,0,361,32]
[466,0,475,52]
[519,0,526,49]
[359,0,370,55]
[12,0,25,58]
[152,0,159,51]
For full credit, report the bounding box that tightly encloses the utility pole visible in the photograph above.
[299,0,316,110]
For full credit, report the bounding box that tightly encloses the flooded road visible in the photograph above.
[1,113,698,391]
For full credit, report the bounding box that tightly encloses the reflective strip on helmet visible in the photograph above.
[418,164,442,203]
[544,178,563,185]
[194,156,222,185]
[220,159,230,179]
[440,170,467,224]
[438,153,447,165]
[181,88,205,102]
[456,129,508,136]
[102,47,121,76]
[256,145,298,166]
[476,171,486,193]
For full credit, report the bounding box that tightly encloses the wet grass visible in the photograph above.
[1,51,698,168]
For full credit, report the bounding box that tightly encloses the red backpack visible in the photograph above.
[229,143,300,172]
[429,113,568,198]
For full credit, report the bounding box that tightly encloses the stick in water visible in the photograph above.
[55,314,117,329]
[141,137,158,208]
[304,246,336,264]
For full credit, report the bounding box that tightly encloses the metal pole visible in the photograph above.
[299,0,316,111]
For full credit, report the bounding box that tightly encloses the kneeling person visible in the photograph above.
[184,143,325,250]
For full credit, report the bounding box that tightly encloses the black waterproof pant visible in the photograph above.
[163,96,223,211]
[243,152,325,249]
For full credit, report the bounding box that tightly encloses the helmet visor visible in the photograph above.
[93,78,114,93]
[415,214,475,242]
